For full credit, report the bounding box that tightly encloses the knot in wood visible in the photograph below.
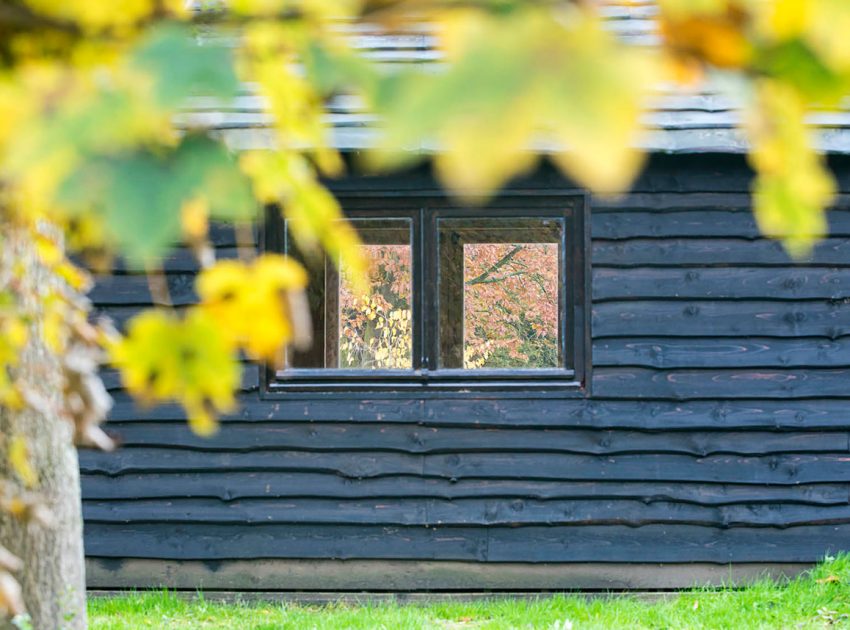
[782,277,803,289]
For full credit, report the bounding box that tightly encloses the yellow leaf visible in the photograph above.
[801,0,850,72]
[181,197,209,242]
[757,0,808,40]
[54,260,93,293]
[4,319,28,351]
[817,575,841,584]
[241,22,343,176]
[197,255,309,363]
[240,151,367,292]
[34,233,63,266]
[9,436,37,488]
[657,0,730,20]
[659,3,752,70]
[546,9,655,194]
[24,0,157,33]
[184,400,218,438]
[436,94,539,198]
[110,308,239,435]
[389,6,655,197]
[745,79,835,257]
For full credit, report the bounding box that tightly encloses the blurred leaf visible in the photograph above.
[130,23,240,109]
[23,0,159,32]
[544,9,653,194]
[659,2,752,69]
[369,6,655,196]
[301,39,378,96]
[746,80,835,257]
[59,151,181,263]
[240,151,367,290]
[110,308,238,436]
[197,255,309,363]
[58,135,254,265]
[798,0,850,73]
[756,39,844,103]
[8,437,36,489]
[169,135,257,222]
[241,21,343,176]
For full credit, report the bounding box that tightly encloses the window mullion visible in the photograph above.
[411,206,425,372]
[421,205,439,373]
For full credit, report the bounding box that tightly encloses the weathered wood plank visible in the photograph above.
[80,497,850,528]
[102,421,848,456]
[82,522,850,562]
[80,473,850,506]
[594,337,850,368]
[593,301,850,338]
[96,299,850,338]
[100,366,259,393]
[105,238,850,277]
[591,193,751,212]
[108,393,431,423]
[119,248,240,274]
[107,395,850,429]
[84,558,813,591]
[78,450,850,485]
[421,452,850,485]
[93,274,850,340]
[592,238,850,267]
[95,259,850,305]
[484,524,850,563]
[85,523,490,561]
[326,158,752,198]
[592,367,850,399]
[324,156,850,197]
[90,275,197,306]
[591,210,850,239]
[593,267,850,300]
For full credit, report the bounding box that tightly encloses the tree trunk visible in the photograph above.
[0,225,87,629]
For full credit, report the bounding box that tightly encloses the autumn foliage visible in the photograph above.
[1,0,850,621]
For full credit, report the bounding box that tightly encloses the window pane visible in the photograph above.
[287,218,413,370]
[438,218,563,369]
[339,241,412,369]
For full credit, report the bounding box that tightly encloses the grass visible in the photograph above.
[88,555,850,629]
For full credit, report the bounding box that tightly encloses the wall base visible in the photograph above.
[87,559,812,592]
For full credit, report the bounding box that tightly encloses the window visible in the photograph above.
[264,190,589,394]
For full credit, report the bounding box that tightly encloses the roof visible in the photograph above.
[181,1,850,155]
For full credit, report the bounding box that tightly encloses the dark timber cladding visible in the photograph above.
[83,154,850,589]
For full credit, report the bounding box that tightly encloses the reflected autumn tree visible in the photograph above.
[339,244,413,369]
[338,241,559,370]
[464,242,559,369]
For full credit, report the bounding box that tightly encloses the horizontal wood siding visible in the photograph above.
[82,155,850,583]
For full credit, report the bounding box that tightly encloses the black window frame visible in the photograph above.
[263,189,590,396]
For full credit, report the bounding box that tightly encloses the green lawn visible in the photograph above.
[88,555,850,629]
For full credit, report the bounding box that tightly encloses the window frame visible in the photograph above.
[263,189,590,396]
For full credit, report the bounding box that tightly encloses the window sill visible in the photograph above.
[264,368,586,397]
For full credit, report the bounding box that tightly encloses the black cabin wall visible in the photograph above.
[82,154,850,582]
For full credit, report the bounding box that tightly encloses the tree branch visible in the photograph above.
[466,245,522,286]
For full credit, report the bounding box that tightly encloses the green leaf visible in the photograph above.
[170,134,257,222]
[130,23,240,108]
[757,39,845,104]
[301,40,378,96]
[59,152,182,264]
[58,135,256,265]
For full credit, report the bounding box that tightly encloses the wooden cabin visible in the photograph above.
[81,6,850,591]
